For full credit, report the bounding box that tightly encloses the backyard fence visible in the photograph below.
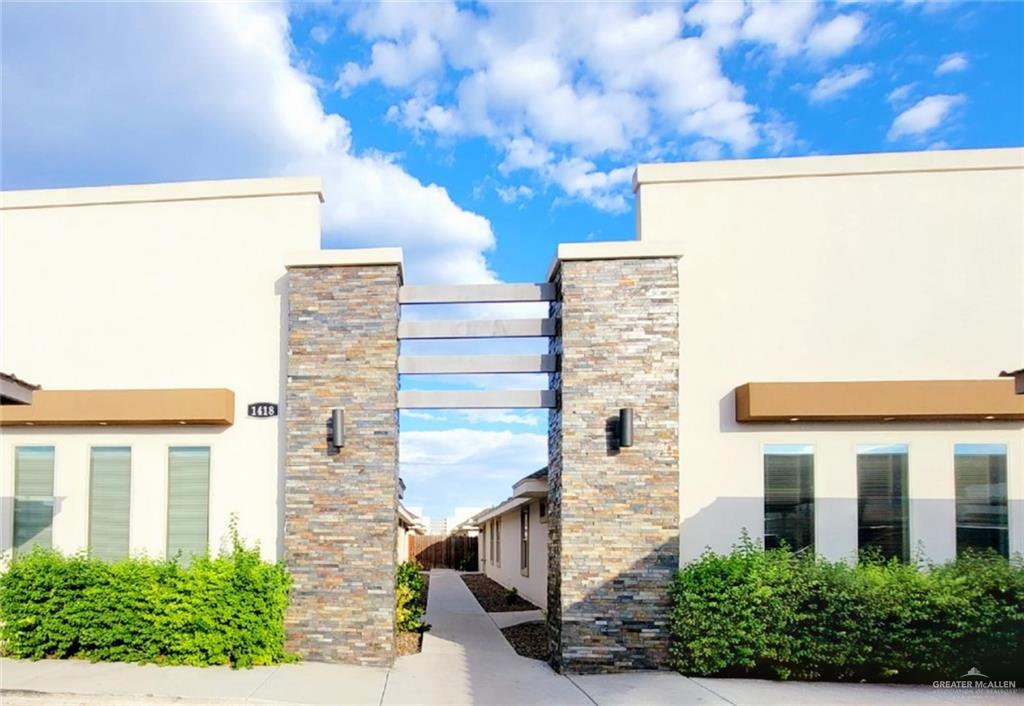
[409,534,479,570]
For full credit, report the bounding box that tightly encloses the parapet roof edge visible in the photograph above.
[1,176,325,210]
[632,147,1024,192]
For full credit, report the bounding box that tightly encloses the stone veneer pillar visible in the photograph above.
[547,255,680,673]
[284,260,400,666]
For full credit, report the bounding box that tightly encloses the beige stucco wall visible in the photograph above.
[482,500,548,610]
[634,148,1024,563]
[0,177,323,562]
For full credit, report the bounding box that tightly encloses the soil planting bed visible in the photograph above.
[461,573,538,612]
[501,621,549,661]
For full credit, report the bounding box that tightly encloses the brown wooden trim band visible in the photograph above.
[736,380,1024,423]
[0,389,235,427]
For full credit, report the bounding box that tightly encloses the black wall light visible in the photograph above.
[618,408,634,447]
[331,408,345,448]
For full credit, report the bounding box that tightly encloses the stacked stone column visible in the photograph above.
[547,256,680,673]
[284,262,400,666]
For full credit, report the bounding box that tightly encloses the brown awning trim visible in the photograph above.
[0,388,235,427]
[736,380,1024,423]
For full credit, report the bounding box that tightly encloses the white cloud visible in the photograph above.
[500,136,555,174]
[887,94,965,141]
[742,1,818,56]
[401,411,446,422]
[495,184,534,204]
[337,32,444,93]
[761,112,804,154]
[400,428,547,481]
[806,14,866,57]
[935,52,968,75]
[310,25,333,44]
[687,139,724,161]
[1,2,496,284]
[339,2,762,210]
[458,410,543,427]
[545,159,635,213]
[887,82,916,105]
[400,409,545,428]
[809,65,872,102]
[686,1,747,49]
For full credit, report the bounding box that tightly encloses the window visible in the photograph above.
[763,444,814,552]
[89,447,131,561]
[167,446,210,562]
[481,526,487,563]
[520,504,530,577]
[857,444,909,562]
[539,500,547,523]
[955,444,1008,557]
[495,517,501,567]
[14,446,55,555]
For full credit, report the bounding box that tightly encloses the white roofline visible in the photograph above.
[1,176,325,210]
[633,147,1024,191]
[398,502,427,532]
[474,496,531,524]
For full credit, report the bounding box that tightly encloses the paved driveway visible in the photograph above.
[2,570,1020,705]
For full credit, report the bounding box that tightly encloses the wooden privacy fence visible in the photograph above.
[409,534,479,570]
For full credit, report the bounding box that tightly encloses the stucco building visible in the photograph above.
[1,147,1022,671]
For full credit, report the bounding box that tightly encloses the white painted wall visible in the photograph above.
[482,501,548,610]
[1,178,323,562]
[634,148,1024,563]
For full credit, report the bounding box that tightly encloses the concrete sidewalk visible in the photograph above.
[382,570,590,706]
[2,570,1021,705]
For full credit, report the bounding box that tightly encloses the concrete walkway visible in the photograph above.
[2,569,1021,705]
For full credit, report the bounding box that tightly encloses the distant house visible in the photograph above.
[0,372,38,405]
[466,468,548,610]
[397,502,426,563]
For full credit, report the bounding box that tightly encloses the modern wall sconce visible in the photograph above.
[618,408,634,447]
[331,408,345,448]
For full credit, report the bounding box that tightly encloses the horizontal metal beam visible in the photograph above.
[399,283,557,304]
[397,318,556,339]
[399,354,558,374]
[398,390,557,409]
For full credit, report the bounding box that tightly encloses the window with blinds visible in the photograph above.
[520,504,530,577]
[496,517,501,567]
[955,444,1008,558]
[167,446,211,562]
[89,446,131,562]
[14,446,55,555]
[763,444,814,553]
[857,444,909,562]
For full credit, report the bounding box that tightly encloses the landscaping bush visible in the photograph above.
[669,535,1024,683]
[396,560,427,632]
[0,528,292,668]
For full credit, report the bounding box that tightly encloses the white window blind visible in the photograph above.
[14,446,55,555]
[167,446,210,562]
[89,447,131,562]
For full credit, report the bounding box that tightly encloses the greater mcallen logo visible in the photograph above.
[933,667,1017,690]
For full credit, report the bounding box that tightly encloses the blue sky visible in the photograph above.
[3,1,1022,520]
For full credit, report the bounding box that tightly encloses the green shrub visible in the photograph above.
[396,560,427,632]
[0,529,293,668]
[669,536,1024,683]
[504,586,519,606]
